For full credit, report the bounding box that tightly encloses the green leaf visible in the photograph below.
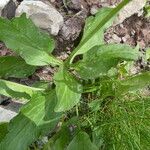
[45,127,71,150]
[0,56,36,78]
[69,0,131,62]
[0,14,62,66]
[0,123,8,142]
[21,91,62,125]
[32,81,50,90]
[54,67,82,112]
[78,7,113,52]
[146,48,150,60]
[117,72,150,95]
[0,79,44,100]
[21,93,47,125]
[0,91,62,150]
[66,131,98,150]
[145,5,150,17]
[74,44,139,79]
[54,130,70,150]
[43,117,80,150]
[88,99,101,112]
[0,113,39,150]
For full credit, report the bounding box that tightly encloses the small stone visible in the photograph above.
[50,0,55,2]
[129,65,141,75]
[90,5,99,15]
[112,34,121,42]
[68,0,88,11]
[106,34,121,43]
[15,0,64,35]
[122,36,127,42]
[57,52,69,61]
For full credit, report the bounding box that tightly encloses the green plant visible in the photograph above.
[144,0,150,17]
[0,0,150,149]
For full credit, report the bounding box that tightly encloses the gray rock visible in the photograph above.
[0,101,23,122]
[1,0,18,19]
[114,0,146,25]
[60,11,87,41]
[0,95,9,104]
[0,0,10,16]
[60,17,83,41]
[0,107,17,122]
[15,0,64,35]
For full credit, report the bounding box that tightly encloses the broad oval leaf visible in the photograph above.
[21,91,62,125]
[0,79,44,100]
[0,91,62,150]
[0,114,38,150]
[74,44,139,79]
[54,67,82,112]
[0,56,36,78]
[66,131,98,150]
[0,14,62,66]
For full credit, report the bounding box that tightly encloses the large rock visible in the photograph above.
[0,106,17,122]
[0,101,22,122]
[1,0,18,19]
[15,0,64,35]
[0,0,10,16]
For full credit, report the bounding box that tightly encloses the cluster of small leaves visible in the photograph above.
[0,0,150,149]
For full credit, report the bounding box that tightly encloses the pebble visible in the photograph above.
[15,0,64,35]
